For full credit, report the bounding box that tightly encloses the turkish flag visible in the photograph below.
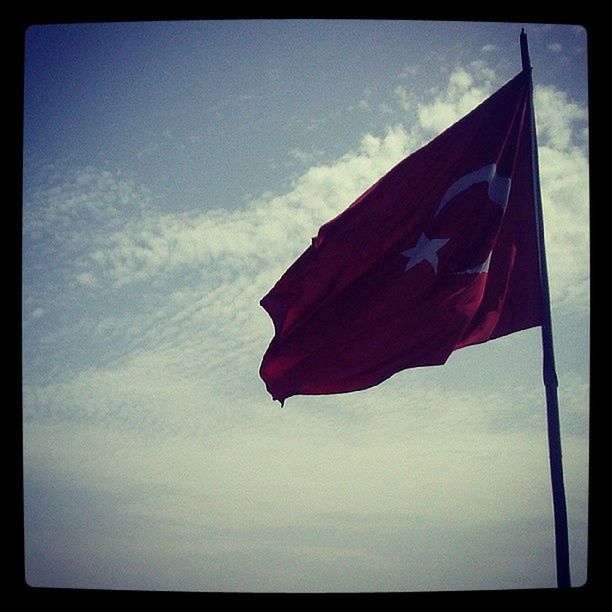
[260,70,543,404]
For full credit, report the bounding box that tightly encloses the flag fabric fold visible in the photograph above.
[259,70,543,404]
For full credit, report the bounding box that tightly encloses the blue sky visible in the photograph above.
[22,20,589,593]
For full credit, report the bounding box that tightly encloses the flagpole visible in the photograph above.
[520,28,572,589]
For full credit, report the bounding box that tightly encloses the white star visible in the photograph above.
[401,233,449,274]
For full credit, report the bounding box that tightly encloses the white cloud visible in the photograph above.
[469,60,496,82]
[63,125,412,292]
[23,165,153,258]
[416,65,494,134]
[535,85,588,151]
[538,145,589,311]
[449,67,473,90]
[533,84,589,312]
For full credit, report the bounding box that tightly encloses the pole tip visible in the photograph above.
[520,27,531,71]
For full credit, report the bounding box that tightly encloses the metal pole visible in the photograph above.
[521,28,572,588]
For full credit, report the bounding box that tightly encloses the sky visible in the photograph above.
[21,19,590,594]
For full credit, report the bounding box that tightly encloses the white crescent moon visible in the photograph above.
[434,163,511,274]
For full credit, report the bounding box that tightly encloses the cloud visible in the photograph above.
[534,84,589,312]
[416,66,494,135]
[534,85,588,151]
[59,125,412,294]
[24,165,151,238]
[23,164,154,294]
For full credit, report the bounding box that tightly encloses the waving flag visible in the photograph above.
[259,70,542,405]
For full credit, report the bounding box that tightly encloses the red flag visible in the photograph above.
[260,70,543,404]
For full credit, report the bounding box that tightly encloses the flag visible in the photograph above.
[259,70,543,404]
